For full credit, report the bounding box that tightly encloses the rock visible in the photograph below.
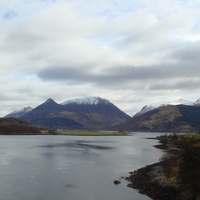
[127,184,134,188]
[125,162,181,200]
[114,180,121,184]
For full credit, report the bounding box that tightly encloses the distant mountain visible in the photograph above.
[160,98,193,107]
[61,96,110,105]
[19,97,131,130]
[4,106,33,118]
[115,105,200,132]
[134,105,157,117]
[134,98,194,117]
[194,98,200,105]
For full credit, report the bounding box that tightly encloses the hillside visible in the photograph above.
[19,97,131,130]
[115,105,200,132]
[0,118,41,134]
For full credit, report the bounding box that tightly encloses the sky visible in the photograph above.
[1,0,200,117]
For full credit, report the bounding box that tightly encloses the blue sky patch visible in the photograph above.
[3,10,17,20]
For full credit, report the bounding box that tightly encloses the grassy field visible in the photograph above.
[181,133,200,139]
[40,129,126,136]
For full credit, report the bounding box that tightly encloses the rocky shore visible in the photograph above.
[125,162,182,200]
[113,134,200,199]
[124,138,195,200]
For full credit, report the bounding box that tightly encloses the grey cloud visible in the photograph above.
[4,31,45,52]
[148,79,200,90]
[170,40,200,63]
[37,62,200,91]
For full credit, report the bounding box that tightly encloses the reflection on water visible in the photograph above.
[37,141,115,150]
[0,133,166,200]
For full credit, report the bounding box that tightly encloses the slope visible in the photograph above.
[115,105,200,132]
[19,97,131,130]
[0,118,41,134]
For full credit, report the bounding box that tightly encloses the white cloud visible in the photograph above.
[0,0,200,117]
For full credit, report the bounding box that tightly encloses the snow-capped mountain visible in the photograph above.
[160,98,193,107]
[19,97,130,130]
[194,98,200,105]
[4,106,33,118]
[134,105,157,117]
[61,96,110,105]
[134,98,194,117]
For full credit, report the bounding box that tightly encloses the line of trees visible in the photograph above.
[0,124,40,134]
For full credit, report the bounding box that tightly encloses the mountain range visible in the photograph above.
[134,98,200,117]
[7,97,131,130]
[4,97,200,132]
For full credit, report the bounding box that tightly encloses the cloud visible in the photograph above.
[148,79,200,91]
[1,0,200,116]
[38,62,200,87]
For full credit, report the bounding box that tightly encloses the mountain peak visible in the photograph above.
[134,105,157,117]
[35,98,60,110]
[44,98,55,103]
[4,106,33,118]
[160,98,193,107]
[61,96,110,105]
[194,98,200,105]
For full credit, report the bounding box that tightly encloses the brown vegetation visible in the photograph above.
[126,133,200,200]
[0,118,41,134]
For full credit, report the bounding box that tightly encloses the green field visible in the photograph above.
[181,133,200,139]
[58,130,126,136]
[41,129,126,136]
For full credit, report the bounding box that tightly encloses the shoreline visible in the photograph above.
[124,137,180,200]
[124,137,196,200]
[125,162,181,200]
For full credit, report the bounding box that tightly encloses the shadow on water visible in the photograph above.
[63,183,79,189]
[36,141,115,150]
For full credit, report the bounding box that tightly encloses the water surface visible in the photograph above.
[0,132,166,200]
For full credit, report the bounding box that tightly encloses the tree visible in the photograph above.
[179,146,200,194]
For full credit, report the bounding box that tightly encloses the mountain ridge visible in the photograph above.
[4,106,33,118]
[134,98,200,117]
[115,104,200,132]
[61,96,110,105]
[4,96,200,132]
[18,97,131,130]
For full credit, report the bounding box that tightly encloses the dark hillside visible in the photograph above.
[31,117,84,130]
[177,105,200,124]
[0,118,41,134]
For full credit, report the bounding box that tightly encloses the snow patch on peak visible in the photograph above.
[4,106,33,118]
[61,97,110,105]
[160,98,193,107]
[134,105,157,117]
[12,106,33,114]
[194,98,200,105]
